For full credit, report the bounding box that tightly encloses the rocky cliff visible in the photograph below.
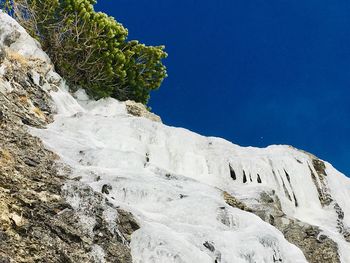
[0,12,138,263]
[1,12,350,263]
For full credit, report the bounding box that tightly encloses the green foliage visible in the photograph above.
[116,41,168,102]
[1,0,167,104]
[0,0,12,12]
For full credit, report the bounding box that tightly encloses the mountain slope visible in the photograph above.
[1,11,350,263]
[0,11,136,263]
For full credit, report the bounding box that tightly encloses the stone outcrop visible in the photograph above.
[224,188,340,263]
[0,31,137,263]
[125,100,162,122]
[223,191,253,212]
[254,190,340,263]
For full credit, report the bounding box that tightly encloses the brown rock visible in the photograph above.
[125,100,162,122]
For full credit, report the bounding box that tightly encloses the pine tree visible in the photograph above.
[1,0,167,104]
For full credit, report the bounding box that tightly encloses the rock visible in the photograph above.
[221,188,337,263]
[3,30,20,47]
[0,47,5,63]
[0,36,136,262]
[313,159,327,177]
[0,255,11,263]
[116,209,140,243]
[23,157,40,167]
[251,190,341,263]
[203,241,215,252]
[223,191,253,212]
[102,184,112,195]
[125,100,162,122]
[9,213,24,227]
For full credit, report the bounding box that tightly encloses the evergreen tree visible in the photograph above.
[1,0,167,104]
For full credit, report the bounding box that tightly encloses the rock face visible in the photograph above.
[224,187,340,262]
[125,100,162,122]
[0,12,137,263]
[252,190,340,263]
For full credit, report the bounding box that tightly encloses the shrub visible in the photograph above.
[1,0,167,104]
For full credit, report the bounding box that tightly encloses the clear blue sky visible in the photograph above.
[96,1,350,176]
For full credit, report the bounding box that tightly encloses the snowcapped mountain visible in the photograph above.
[1,12,349,263]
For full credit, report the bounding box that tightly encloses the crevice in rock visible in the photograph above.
[284,169,291,184]
[280,176,292,202]
[308,162,332,207]
[229,164,236,180]
[283,170,298,207]
[292,192,299,207]
[257,173,262,184]
[243,170,247,183]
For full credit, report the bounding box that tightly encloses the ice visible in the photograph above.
[31,84,313,262]
[0,11,50,62]
[91,244,106,263]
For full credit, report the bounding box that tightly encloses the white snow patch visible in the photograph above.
[0,11,49,62]
[90,244,106,263]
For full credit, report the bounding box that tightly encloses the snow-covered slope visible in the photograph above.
[30,90,307,263]
[2,10,349,263]
[30,84,350,262]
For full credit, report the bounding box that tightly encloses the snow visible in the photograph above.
[2,11,349,263]
[91,244,106,263]
[0,11,49,61]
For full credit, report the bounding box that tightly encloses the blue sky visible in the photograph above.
[96,1,350,176]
